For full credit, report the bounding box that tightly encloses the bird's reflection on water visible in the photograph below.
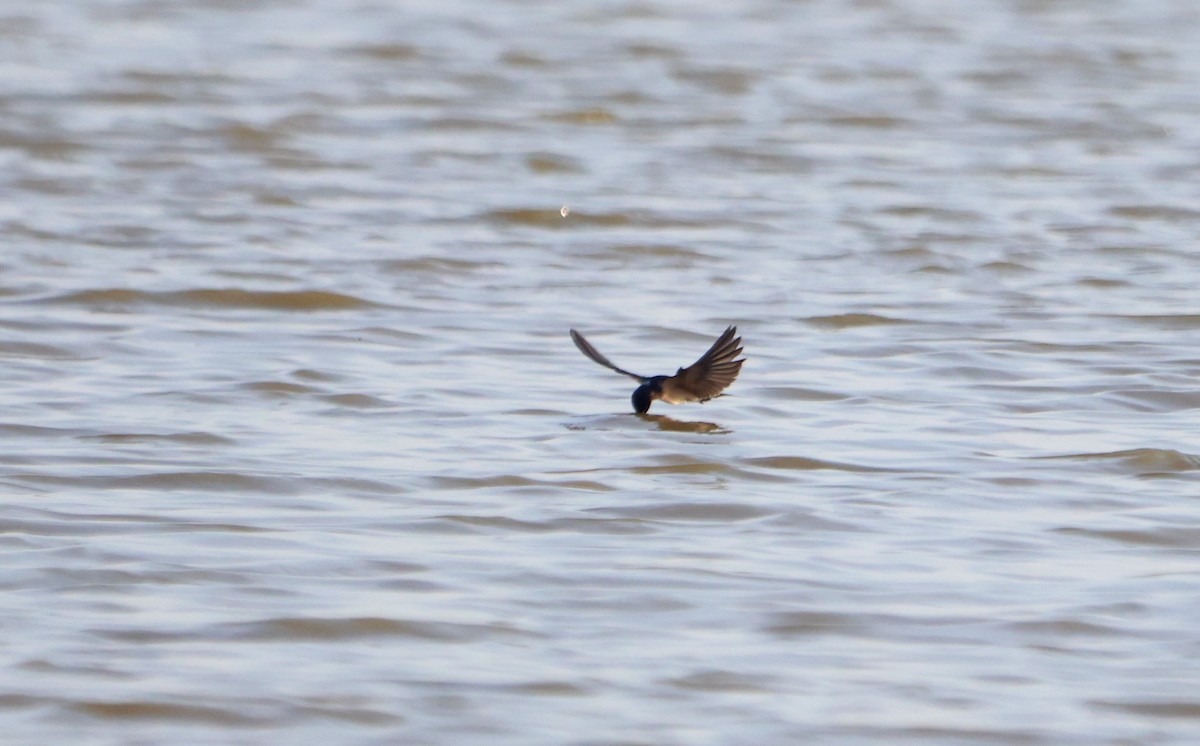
[565,413,729,434]
[639,413,728,434]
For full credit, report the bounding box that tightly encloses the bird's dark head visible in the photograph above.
[632,385,653,414]
[631,379,664,414]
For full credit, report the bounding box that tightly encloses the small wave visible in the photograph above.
[12,471,299,494]
[0,509,268,538]
[1106,314,1200,330]
[1036,448,1200,474]
[600,501,774,522]
[1091,699,1200,718]
[525,152,583,173]
[764,610,976,639]
[431,474,615,492]
[978,260,1032,274]
[0,423,89,439]
[380,257,503,273]
[321,393,393,408]
[761,610,863,637]
[0,341,79,359]
[1003,618,1121,637]
[1055,526,1200,548]
[878,204,982,222]
[803,313,912,329]
[1104,389,1200,413]
[1108,204,1200,222]
[342,42,421,61]
[486,207,714,229]
[745,456,892,473]
[609,243,711,260]
[437,515,554,533]
[760,386,850,401]
[49,288,375,311]
[213,616,535,643]
[486,207,627,227]
[629,462,753,477]
[664,669,777,693]
[827,114,910,129]
[242,381,320,396]
[540,107,618,125]
[69,700,261,725]
[503,681,590,697]
[81,431,235,446]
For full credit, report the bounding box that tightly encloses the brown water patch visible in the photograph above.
[290,703,403,725]
[82,431,235,446]
[1054,526,1200,548]
[0,693,53,711]
[1005,618,1121,637]
[439,515,558,533]
[0,423,90,439]
[1079,276,1130,288]
[851,725,1042,744]
[1036,448,1200,474]
[1105,389,1200,412]
[1108,314,1200,330]
[505,681,590,697]
[322,393,392,408]
[663,669,776,693]
[345,43,421,60]
[431,475,615,492]
[760,386,849,402]
[12,471,299,494]
[487,207,628,227]
[541,107,618,124]
[804,313,911,329]
[879,205,982,222]
[628,461,749,477]
[70,700,262,725]
[549,517,655,535]
[51,288,375,311]
[381,256,503,273]
[763,610,863,637]
[765,611,978,640]
[0,511,268,537]
[501,49,548,67]
[1108,204,1200,222]
[437,515,654,535]
[608,243,709,259]
[291,368,342,382]
[243,381,320,395]
[979,260,1032,274]
[672,66,753,94]
[601,502,773,522]
[525,152,582,173]
[0,341,78,359]
[1090,699,1200,718]
[216,616,535,643]
[826,115,910,129]
[746,456,891,473]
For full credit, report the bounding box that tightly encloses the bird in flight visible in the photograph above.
[569,326,745,414]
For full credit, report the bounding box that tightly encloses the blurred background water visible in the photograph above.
[2,0,1200,743]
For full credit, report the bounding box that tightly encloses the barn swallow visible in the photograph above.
[569,326,745,414]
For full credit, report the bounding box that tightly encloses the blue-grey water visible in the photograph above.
[3,0,1200,744]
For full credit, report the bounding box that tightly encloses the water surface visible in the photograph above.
[3,0,1200,744]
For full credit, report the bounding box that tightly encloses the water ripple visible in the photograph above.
[47,288,378,311]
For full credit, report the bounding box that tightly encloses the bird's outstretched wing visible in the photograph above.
[570,329,646,381]
[660,326,744,403]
